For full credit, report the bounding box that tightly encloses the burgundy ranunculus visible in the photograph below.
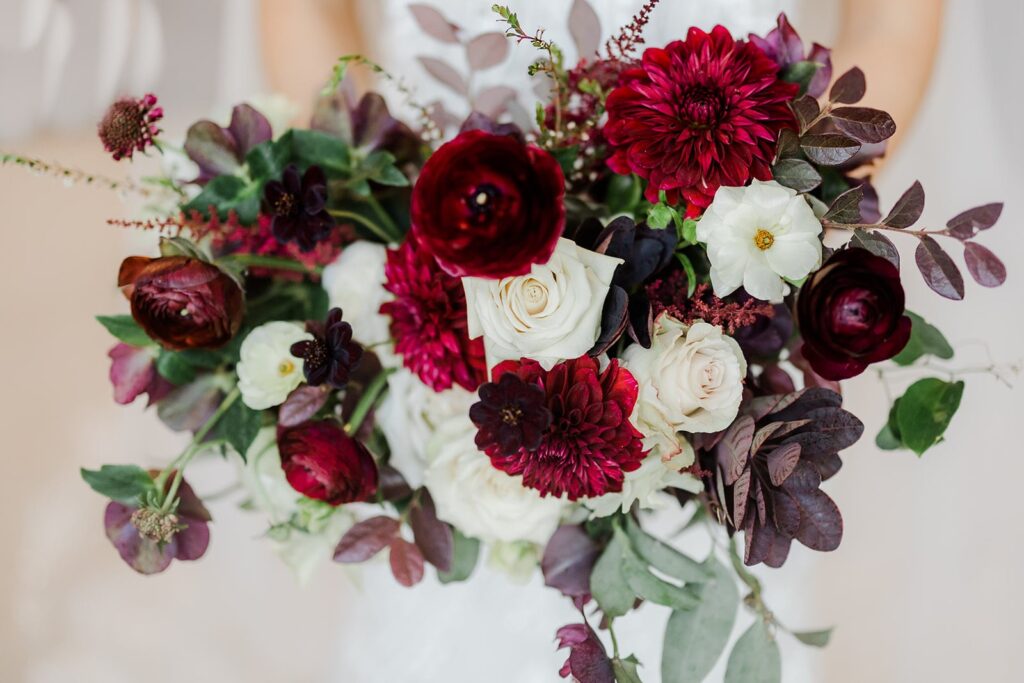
[104,475,210,575]
[410,130,565,278]
[277,420,378,505]
[484,357,646,501]
[797,248,911,380]
[604,26,798,208]
[118,256,244,351]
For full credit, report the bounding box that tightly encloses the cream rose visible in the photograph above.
[376,368,476,488]
[585,443,703,517]
[463,237,622,370]
[321,241,397,367]
[236,321,312,410]
[423,414,569,545]
[622,316,747,448]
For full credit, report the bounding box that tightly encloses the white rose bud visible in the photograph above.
[463,237,622,370]
[697,179,822,303]
[236,321,312,410]
[423,414,568,545]
[321,241,397,366]
[622,316,747,449]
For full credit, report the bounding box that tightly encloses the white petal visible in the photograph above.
[765,236,822,280]
[742,258,786,303]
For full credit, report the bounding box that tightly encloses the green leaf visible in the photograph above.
[438,530,480,583]
[647,202,674,229]
[780,60,821,95]
[894,378,964,455]
[622,552,699,610]
[550,145,581,177]
[96,315,152,347]
[213,399,263,460]
[624,516,709,583]
[892,311,954,366]
[182,174,248,219]
[792,628,833,648]
[291,129,351,174]
[245,134,292,182]
[81,464,156,503]
[156,351,198,386]
[680,217,698,246]
[661,556,740,683]
[675,253,698,297]
[591,530,635,618]
[361,150,409,187]
[606,174,643,216]
[875,420,902,450]
[612,656,644,683]
[724,620,781,683]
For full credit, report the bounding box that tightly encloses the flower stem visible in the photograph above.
[1,151,164,198]
[344,369,394,436]
[727,537,773,623]
[223,253,324,276]
[607,620,621,658]
[156,387,241,512]
[364,194,403,240]
[329,208,400,244]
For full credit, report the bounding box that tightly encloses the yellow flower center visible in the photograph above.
[278,360,295,376]
[754,228,775,251]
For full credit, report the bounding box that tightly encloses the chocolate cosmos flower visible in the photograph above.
[290,308,364,390]
[262,164,335,252]
[470,372,552,455]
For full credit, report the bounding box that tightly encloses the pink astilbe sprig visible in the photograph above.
[647,271,775,334]
[97,93,163,161]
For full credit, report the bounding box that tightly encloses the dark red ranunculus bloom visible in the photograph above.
[485,357,646,501]
[277,420,378,506]
[380,239,487,392]
[410,130,565,278]
[119,256,244,351]
[604,26,798,208]
[470,372,552,456]
[797,248,911,380]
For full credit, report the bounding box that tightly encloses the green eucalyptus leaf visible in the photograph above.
[724,620,781,683]
[438,530,480,583]
[591,530,634,618]
[612,656,644,683]
[661,556,740,683]
[894,378,964,455]
[793,628,833,647]
[96,315,152,347]
[892,311,954,366]
[624,517,709,583]
[81,464,156,503]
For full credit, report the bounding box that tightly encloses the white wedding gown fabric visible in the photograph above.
[331,3,839,682]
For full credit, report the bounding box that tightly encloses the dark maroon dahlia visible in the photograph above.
[291,307,363,390]
[796,248,911,380]
[379,239,486,392]
[470,372,552,456]
[98,93,163,161]
[262,164,335,252]
[485,357,646,501]
[277,420,378,505]
[604,25,798,207]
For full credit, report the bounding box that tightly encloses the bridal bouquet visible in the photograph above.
[15,1,1006,680]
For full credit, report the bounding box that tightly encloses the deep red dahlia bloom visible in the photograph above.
[118,256,244,350]
[797,248,911,380]
[604,26,798,208]
[485,357,646,501]
[380,239,486,392]
[278,420,378,505]
[410,130,565,278]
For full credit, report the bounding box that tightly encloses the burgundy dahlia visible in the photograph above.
[118,255,244,351]
[410,130,565,278]
[290,308,363,390]
[485,357,646,501]
[604,26,798,207]
[104,474,210,575]
[98,93,163,161]
[277,420,378,505]
[797,248,911,380]
[262,164,335,252]
[380,239,486,392]
[470,372,552,456]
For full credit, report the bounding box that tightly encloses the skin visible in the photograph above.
[259,0,943,154]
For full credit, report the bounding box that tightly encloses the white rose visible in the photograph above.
[240,427,355,584]
[463,237,622,370]
[321,241,397,366]
[622,316,747,445]
[236,322,312,410]
[376,368,476,488]
[423,414,568,545]
[696,179,822,303]
[585,444,702,518]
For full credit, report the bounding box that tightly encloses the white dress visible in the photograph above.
[331,3,840,682]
